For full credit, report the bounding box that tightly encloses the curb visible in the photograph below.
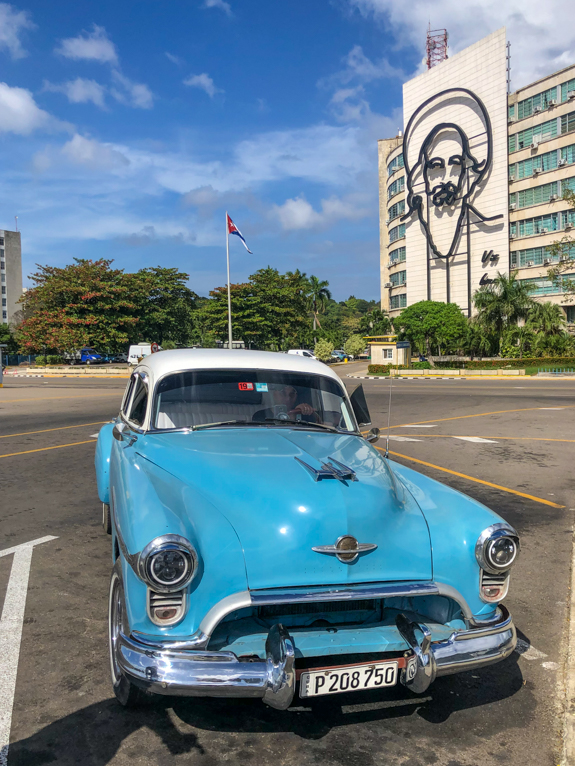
[347,375,466,380]
[5,373,130,379]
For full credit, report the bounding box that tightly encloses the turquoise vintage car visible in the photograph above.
[95,349,518,709]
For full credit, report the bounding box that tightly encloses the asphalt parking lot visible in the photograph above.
[0,368,574,766]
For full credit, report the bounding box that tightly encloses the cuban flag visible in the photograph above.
[227,214,253,253]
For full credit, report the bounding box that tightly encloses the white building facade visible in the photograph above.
[1,230,23,325]
[380,28,575,324]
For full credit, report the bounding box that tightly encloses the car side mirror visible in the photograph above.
[365,428,380,444]
[112,423,126,441]
[349,384,371,427]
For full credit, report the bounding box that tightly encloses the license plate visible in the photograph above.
[300,661,398,698]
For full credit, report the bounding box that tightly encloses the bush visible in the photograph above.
[368,364,408,374]
[465,357,575,369]
[314,339,334,362]
[47,355,63,365]
[161,340,177,350]
[34,355,47,366]
[411,361,432,369]
[344,334,366,358]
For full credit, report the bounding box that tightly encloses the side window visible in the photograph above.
[121,376,136,415]
[128,376,148,427]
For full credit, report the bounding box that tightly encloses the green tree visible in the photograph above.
[18,259,141,353]
[473,272,535,338]
[503,326,535,359]
[395,301,468,358]
[546,187,575,295]
[133,267,197,345]
[306,275,332,343]
[359,308,392,336]
[0,323,18,353]
[314,338,334,361]
[464,321,497,358]
[526,301,567,335]
[344,334,366,358]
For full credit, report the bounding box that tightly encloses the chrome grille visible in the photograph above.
[148,589,186,626]
[480,570,510,601]
[259,599,377,618]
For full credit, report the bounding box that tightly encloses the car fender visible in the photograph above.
[95,423,115,504]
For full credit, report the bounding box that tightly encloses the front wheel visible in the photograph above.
[109,562,148,707]
[102,503,112,534]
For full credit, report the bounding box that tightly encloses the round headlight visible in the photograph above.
[475,523,520,574]
[138,535,197,592]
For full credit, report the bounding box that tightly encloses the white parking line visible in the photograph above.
[388,435,422,442]
[453,436,499,444]
[539,408,565,410]
[515,638,547,660]
[401,425,437,428]
[0,536,58,766]
[90,433,99,438]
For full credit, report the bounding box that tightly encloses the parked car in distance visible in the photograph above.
[95,348,519,710]
[111,353,128,364]
[331,350,349,362]
[128,344,159,366]
[287,349,316,360]
[64,347,104,365]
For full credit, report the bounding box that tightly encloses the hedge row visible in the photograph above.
[463,357,575,369]
[368,364,408,374]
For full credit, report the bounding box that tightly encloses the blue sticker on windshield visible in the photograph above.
[255,382,268,392]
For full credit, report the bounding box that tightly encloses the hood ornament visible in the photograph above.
[295,456,357,483]
[312,535,377,564]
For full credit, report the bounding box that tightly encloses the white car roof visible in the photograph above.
[137,348,342,384]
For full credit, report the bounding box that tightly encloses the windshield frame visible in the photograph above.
[147,367,360,435]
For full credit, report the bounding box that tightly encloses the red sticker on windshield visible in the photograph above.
[238,382,254,391]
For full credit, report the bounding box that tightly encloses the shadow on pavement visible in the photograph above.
[8,657,526,765]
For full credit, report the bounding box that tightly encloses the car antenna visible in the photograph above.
[384,367,393,458]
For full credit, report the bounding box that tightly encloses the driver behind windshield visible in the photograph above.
[253,385,319,423]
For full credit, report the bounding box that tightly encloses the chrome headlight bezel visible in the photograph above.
[138,534,198,593]
[475,523,520,574]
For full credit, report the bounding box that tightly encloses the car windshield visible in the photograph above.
[152,369,357,432]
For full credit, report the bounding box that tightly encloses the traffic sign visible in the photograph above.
[151,342,160,353]
[396,341,411,349]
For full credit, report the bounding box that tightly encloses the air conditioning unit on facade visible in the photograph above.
[550,194,559,201]
[384,282,393,288]
[548,99,557,107]
[509,174,515,183]
[559,158,568,166]
[534,105,542,113]
[508,117,516,125]
[561,255,570,261]
[533,167,540,175]
[566,223,573,231]
[530,141,540,151]
[527,260,534,266]
[509,203,516,211]
[544,258,552,265]
[510,233,516,239]
[568,91,575,100]
[540,227,549,234]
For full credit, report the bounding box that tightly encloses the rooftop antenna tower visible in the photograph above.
[426,23,448,70]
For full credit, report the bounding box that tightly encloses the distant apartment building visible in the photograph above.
[1,230,23,325]
[379,28,575,326]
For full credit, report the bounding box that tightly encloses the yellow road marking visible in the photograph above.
[1,393,121,403]
[0,440,95,459]
[391,434,575,443]
[0,421,108,439]
[391,404,575,429]
[379,447,565,508]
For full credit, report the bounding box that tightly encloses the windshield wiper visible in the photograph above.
[263,417,340,433]
[191,420,250,431]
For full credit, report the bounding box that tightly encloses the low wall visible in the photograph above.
[390,369,525,377]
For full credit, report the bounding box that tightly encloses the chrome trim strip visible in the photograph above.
[250,582,440,606]
[198,591,252,637]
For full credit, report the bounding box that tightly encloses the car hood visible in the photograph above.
[138,428,432,589]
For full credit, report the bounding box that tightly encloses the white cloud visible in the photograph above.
[55,24,118,65]
[346,0,575,89]
[61,134,130,169]
[43,78,107,108]
[165,51,184,66]
[0,3,34,59]
[271,193,371,231]
[0,82,52,134]
[183,72,223,99]
[202,0,232,17]
[111,70,153,109]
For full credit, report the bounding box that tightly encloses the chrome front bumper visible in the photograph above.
[118,606,516,709]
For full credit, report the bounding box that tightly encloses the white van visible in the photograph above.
[287,349,317,360]
[128,344,158,366]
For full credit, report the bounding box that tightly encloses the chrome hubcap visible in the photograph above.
[109,575,123,685]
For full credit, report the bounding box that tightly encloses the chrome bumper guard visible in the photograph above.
[118,606,515,709]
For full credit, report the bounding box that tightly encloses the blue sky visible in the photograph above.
[1,0,573,300]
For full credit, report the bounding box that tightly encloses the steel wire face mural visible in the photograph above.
[400,88,504,309]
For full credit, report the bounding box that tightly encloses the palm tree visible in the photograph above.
[473,272,535,346]
[527,301,567,335]
[506,326,535,359]
[306,276,332,344]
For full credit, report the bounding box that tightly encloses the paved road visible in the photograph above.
[0,373,573,765]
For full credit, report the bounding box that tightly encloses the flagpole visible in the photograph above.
[226,211,233,350]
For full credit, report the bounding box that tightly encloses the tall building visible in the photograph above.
[1,230,23,325]
[379,28,575,325]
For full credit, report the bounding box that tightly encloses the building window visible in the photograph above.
[0,238,4,246]
[515,180,558,208]
[387,154,405,177]
[508,104,515,119]
[509,118,558,152]
[388,200,405,222]
[389,246,406,264]
[510,244,570,268]
[2,299,6,306]
[517,87,557,120]
[0,261,4,270]
[512,148,559,179]
[562,111,575,135]
[389,224,406,244]
[511,212,559,238]
[2,311,6,319]
[390,270,406,286]
[387,176,405,200]
[390,293,407,310]
[383,349,393,359]
[1,286,5,294]
[519,273,575,295]
[1,274,5,283]
[565,306,575,324]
